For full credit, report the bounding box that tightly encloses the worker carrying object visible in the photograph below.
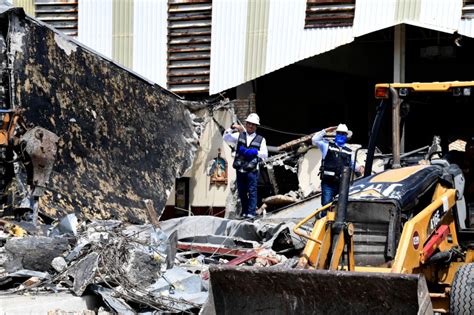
[312,124,363,215]
[223,113,268,219]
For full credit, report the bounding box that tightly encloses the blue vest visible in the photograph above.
[233,132,263,172]
[321,142,352,183]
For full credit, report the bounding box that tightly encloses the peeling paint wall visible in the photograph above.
[4,7,207,222]
[297,148,322,198]
[187,108,235,208]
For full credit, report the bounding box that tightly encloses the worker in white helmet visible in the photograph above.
[312,124,363,215]
[223,113,268,219]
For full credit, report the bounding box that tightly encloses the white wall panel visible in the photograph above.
[416,0,462,33]
[210,0,248,95]
[133,0,167,87]
[78,0,113,58]
[353,0,398,36]
[459,18,474,37]
[266,0,353,77]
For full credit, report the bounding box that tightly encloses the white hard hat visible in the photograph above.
[336,123,349,134]
[245,113,260,125]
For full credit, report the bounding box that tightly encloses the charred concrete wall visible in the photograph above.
[2,7,207,222]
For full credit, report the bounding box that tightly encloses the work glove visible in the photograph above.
[245,148,258,159]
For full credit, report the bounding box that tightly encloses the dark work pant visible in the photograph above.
[320,181,339,217]
[236,170,258,216]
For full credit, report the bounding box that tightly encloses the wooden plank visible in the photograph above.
[144,199,161,227]
[168,70,210,77]
[168,12,212,21]
[169,30,211,38]
[308,0,355,4]
[307,5,354,13]
[168,22,211,29]
[169,37,211,45]
[169,4,212,13]
[170,0,211,4]
[167,61,210,69]
[169,54,210,61]
[168,79,210,85]
[305,22,353,28]
[168,46,210,53]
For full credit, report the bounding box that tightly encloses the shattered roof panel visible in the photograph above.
[3,6,207,221]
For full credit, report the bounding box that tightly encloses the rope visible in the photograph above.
[258,124,308,137]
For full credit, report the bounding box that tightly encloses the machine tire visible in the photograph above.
[450,263,474,314]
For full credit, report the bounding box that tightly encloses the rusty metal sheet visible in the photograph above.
[2,6,207,222]
[463,0,474,19]
[167,0,212,94]
[305,0,356,29]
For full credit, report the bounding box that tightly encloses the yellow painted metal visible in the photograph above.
[293,202,332,243]
[376,81,474,92]
[391,187,457,274]
[329,229,345,270]
[294,202,334,268]
[316,227,332,269]
[370,165,427,183]
[353,266,392,273]
[12,0,35,16]
[296,216,328,268]
[112,0,134,69]
[347,223,355,271]
[466,248,474,263]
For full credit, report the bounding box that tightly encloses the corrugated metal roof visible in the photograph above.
[266,0,353,77]
[52,0,474,95]
[210,0,353,95]
[132,0,167,88]
[210,0,248,95]
[210,0,472,94]
[78,0,113,58]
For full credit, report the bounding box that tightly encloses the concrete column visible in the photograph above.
[394,24,406,153]
[394,24,405,83]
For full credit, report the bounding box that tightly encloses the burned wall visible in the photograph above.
[3,7,206,222]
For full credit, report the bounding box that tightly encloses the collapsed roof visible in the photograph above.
[0,5,211,222]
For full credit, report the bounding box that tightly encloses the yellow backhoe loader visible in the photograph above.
[204,81,474,314]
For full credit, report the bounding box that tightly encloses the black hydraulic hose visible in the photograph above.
[364,100,388,177]
[427,250,452,265]
[334,166,351,233]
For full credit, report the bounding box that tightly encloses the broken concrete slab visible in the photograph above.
[68,252,99,296]
[4,236,69,272]
[91,285,135,315]
[0,293,100,314]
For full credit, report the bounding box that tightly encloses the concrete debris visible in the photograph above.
[51,256,67,273]
[0,213,309,313]
[91,285,135,315]
[68,252,99,296]
[0,293,101,314]
[4,236,69,273]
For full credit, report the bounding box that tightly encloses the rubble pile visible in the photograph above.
[0,215,306,313]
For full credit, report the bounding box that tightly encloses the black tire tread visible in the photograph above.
[450,263,474,314]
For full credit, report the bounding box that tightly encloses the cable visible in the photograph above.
[258,124,308,137]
